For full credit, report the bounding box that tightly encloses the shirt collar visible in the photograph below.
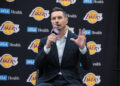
[64,30,68,38]
[57,30,68,40]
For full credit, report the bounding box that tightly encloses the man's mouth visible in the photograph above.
[56,24,61,27]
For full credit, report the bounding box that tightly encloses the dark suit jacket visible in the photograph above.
[35,30,92,84]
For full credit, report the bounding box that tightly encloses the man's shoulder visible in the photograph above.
[68,30,77,39]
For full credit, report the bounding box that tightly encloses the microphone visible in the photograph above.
[51,25,60,35]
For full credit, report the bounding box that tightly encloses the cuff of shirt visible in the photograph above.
[79,46,87,54]
[44,45,51,54]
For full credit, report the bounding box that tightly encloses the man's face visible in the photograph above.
[51,11,68,30]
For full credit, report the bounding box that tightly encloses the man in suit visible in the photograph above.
[35,7,92,86]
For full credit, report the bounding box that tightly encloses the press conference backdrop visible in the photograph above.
[0,0,119,86]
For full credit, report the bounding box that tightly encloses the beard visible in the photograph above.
[58,25,66,31]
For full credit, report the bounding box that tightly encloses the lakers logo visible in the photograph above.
[84,10,103,24]
[27,71,37,85]
[87,41,101,55]
[28,39,40,53]
[56,0,76,6]
[0,21,20,35]
[0,54,18,68]
[6,0,15,2]
[54,29,59,34]
[67,25,74,33]
[83,73,101,86]
[29,7,49,21]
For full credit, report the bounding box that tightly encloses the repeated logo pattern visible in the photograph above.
[0,0,105,86]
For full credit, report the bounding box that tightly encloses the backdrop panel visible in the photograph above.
[0,0,119,86]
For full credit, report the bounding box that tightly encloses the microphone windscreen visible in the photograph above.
[51,25,60,35]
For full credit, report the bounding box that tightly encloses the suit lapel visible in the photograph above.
[51,43,59,64]
[61,31,72,64]
[50,31,73,65]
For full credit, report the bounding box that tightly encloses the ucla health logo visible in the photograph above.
[0,21,20,35]
[83,0,93,4]
[26,59,35,65]
[29,7,49,21]
[0,8,22,15]
[83,73,101,86]
[87,41,101,55]
[0,8,10,14]
[6,0,15,2]
[56,0,76,6]
[84,10,103,24]
[0,75,8,81]
[83,0,104,4]
[27,71,37,85]
[0,54,18,68]
[28,39,40,53]
[82,29,92,35]
[0,41,9,47]
[27,27,37,33]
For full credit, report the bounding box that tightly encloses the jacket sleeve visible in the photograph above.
[72,33,92,70]
[80,49,92,70]
[35,38,48,70]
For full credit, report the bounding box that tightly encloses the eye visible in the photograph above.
[58,16,62,19]
[51,17,56,20]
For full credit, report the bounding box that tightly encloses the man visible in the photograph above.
[35,7,92,86]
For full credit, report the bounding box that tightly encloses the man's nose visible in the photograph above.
[55,18,59,22]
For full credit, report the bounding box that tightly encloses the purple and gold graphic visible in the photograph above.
[51,25,60,35]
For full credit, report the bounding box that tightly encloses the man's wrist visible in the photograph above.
[79,46,87,54]
[46,44,51,48]
[44,45,51,54]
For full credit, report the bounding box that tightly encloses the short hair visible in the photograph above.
[50,7,68,18]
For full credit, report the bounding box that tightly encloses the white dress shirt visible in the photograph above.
[44,30,87,75]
